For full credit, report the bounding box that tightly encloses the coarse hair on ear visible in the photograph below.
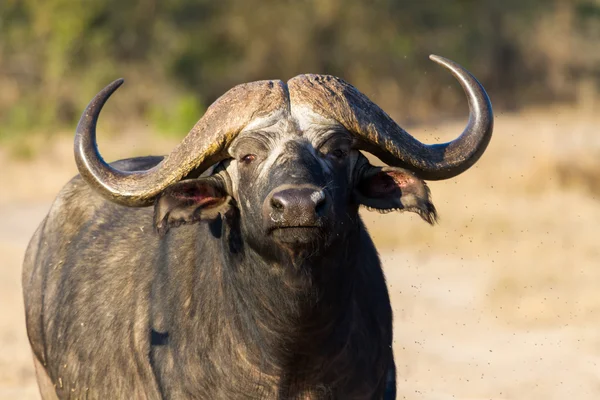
[354,165,437,224]
[154,176,232,236]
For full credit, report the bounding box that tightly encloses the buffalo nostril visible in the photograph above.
[270,196,286,212]
[311,190,326,214]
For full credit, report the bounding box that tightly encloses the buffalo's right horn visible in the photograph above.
[74,79,288,207]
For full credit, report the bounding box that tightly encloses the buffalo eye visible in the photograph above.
[240,154,257,164]
[328,149,347,160]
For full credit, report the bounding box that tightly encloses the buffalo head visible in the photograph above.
[74,55,493,259]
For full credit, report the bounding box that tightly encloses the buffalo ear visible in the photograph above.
[154,177,232,236]
[355,166,437,224]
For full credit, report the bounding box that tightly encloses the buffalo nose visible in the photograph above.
[269,187,326,224]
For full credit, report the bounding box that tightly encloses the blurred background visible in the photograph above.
[1,1,599,399]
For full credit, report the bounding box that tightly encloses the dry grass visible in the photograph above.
[1,106,599,398]
[364,107,600,330]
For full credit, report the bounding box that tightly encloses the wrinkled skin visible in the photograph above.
[156,108,436,257]
[24,104,437,400]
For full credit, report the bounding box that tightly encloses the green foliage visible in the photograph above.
[147,94,205,138]
[577,1,600,18]
[0,0,596,141]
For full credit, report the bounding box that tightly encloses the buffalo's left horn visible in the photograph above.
[288,55,493,180]
[74,79,288,206]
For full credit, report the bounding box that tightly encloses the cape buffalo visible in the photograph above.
[23,55,493,399]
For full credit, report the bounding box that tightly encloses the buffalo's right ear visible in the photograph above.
[154,177,232,236]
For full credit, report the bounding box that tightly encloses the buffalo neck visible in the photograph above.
[152,213,386,396]
[218,214,364,375]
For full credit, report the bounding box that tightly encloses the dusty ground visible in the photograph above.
[1,108,599,399]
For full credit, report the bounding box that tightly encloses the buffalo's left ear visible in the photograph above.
[154,177,232,236]
[355,166,437,224]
